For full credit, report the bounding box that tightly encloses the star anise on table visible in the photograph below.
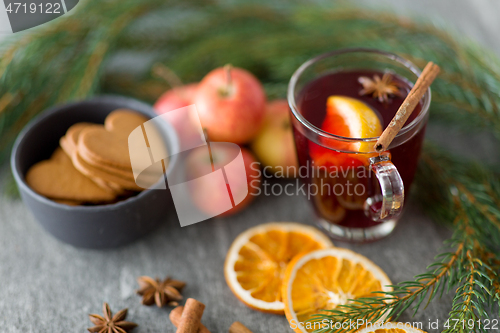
[88,303,137,333]
[358,72,402,103]
[136,276,186,307]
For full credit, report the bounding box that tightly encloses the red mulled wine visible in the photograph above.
[293,70,426,231]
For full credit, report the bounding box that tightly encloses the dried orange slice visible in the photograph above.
[357,322,427,333]
[282,248,392,333]
[224,222,333,314]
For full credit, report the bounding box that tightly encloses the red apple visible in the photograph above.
[154,84,201,150]
[154,83,198,114]
[185,144,261,217]
[251,100,298,177]
[193,66,266,144]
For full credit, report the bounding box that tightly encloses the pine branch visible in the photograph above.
[309,207,467,333]
[4,1,500,159]
[0,0,174,162]
[311,144,500,332]
[489,265,500,316]
[443,250,493,333]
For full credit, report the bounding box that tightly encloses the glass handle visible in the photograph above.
[364,152,404,222]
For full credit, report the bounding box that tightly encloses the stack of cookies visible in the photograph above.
[26,109,165,206]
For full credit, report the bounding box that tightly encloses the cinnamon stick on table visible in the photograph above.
[170,306,211,333]
[176,298,206,333]
[374,61,440,152]
[229,321,253,333]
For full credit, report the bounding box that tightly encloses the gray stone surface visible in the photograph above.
[0,0,499,332]
[0,181,452,333]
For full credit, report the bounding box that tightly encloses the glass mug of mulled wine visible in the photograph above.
[288,49,430,242]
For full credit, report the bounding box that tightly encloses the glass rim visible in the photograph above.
[287,48,431,144]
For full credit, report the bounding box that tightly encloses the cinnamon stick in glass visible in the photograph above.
[374,61,440,152]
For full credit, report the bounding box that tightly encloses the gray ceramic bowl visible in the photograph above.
[11,96,179,249]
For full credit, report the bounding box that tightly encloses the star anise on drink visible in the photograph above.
[136,276,186,307]
[358,72,402,103]
[88,303,137,333]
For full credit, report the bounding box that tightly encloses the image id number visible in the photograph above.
[444,318,499,330]
[6,2,62,14]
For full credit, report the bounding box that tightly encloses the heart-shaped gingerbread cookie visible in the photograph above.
[26,148,116,203]
[61,122,135,181]
[72,150,144,191]
[78,110,149,170]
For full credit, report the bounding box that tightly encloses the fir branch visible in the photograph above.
[489,266,500,315]
[309,209,467,333]
[312,145,500,332]
[443,250,493,333]
[0,0,170,162]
